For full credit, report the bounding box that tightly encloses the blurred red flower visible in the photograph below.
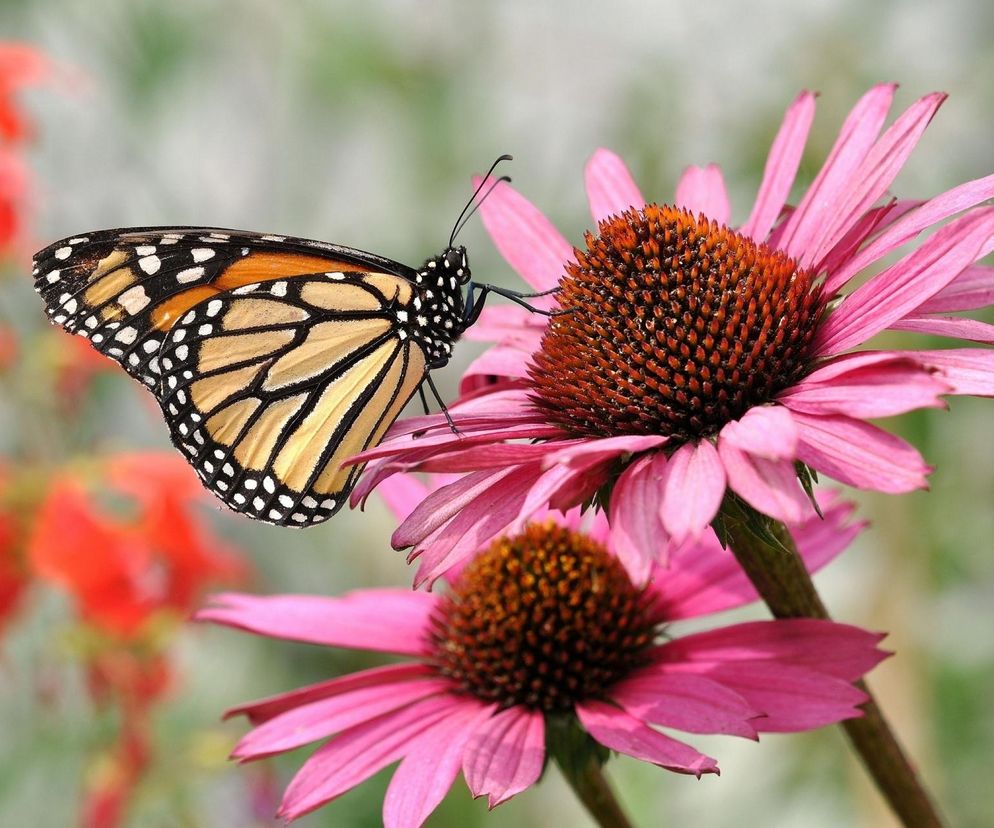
[28,452,246,642]
[0,43,52,144]
[0,466,28,635]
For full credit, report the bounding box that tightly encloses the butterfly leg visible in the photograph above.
[464,283,561,327]
[424,373,463,437]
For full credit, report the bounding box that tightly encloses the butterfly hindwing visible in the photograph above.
[156,272,427,526]
[33,227,412,390]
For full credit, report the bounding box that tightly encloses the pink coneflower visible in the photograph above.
[353,85,994,582]
[199,482,884,826]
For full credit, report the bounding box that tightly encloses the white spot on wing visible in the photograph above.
[139,255,161,275]
[119,285,151,313]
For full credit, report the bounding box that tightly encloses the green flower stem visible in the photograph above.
[715,495,944,828]
[549,716,634,828]
[557,754,634,828]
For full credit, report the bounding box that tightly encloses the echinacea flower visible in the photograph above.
[199,480,884,826]
[354,85,994,581]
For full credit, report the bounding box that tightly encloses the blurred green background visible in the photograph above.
[1,1,993,826]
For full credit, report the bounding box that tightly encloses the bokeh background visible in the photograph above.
[1,1,992,826]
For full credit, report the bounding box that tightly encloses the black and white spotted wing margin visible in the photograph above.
[155,273,428,526]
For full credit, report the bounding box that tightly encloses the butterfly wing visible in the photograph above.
[156,272,427,526]
[33,227,413,390]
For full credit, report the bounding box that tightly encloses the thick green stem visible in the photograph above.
[549,716,634,828]
[715,496,944,828]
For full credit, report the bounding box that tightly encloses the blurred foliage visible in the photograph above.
[0,1,992,826]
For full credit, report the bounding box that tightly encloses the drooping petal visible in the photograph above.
[278,695,468,821]
[383,702,496,828]
[375,474,431,524]
[779,359,949,417]
[233,678,453,761]
[475,177,574,292]
[688,662,869,732]
[650,495,861,620]
[814,207,994,356]
[226,663,433,725]
[911,264,994,313]
[657,619,888,680]
[659,440,726,544]
[674,164,730,225]
[463,706,545,808]
[577,701,719,777]
[824,172,994,295]
[197,591,435,655]
[717,405,798,461]
[585,149,646,223]
[740,90,816,242]
[716,442,808,524]
[791,411,931,493]
[808,92,946,266]
[544,434,668,469]
[608,454,669,582]
[908,348,994,396]
[778,84,896,261]
[611,670,760,738]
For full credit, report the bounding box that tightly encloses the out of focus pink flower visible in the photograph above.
[354,86,994,580]
[0,465,27,636]
[200,479,884,825]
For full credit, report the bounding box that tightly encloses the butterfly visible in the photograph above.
[33,157,533,527]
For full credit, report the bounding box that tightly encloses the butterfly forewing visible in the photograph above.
[156,273,427,526]
[33,227,410,389]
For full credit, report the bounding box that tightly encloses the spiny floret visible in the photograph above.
[427,522,656,712]
[530,203,826,439]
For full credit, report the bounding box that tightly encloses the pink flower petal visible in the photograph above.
[716,442,808,524]
[778,84,897,262]
[657,619,888,680]
[814,207,994,356]
[383,702,497,828]
[791,411,931,493]
[808,92,946,266]
[278,695,470,821]
[889,315,994,344]
[544,434,668,469]
[608,454,670,582]
[718,405,798,461]
[227,663,432,725]
[740,90,817,242]
[585,148,646,223]
[819,198,922,276]
[197,591,435,655]
[476,177,574,292]
[659,440,726,544]
[824,172,994,295]
[650,495,861,620]
[463,707,545,808]
[611,670,760,739]
[674,164,730,225]
[687,662,869,732]
[375,474,431,524]
[912,264,994,313]
[779,360,949,417]
[576,701,719,777]
[233,678,453,761]
[461,304,547,343]
[907,348,994,396]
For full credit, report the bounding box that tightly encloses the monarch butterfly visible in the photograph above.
[33,157,532,527]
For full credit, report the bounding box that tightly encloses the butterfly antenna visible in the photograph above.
[449,154,513,247]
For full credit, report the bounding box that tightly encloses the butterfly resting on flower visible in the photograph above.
[32,158,536,527]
